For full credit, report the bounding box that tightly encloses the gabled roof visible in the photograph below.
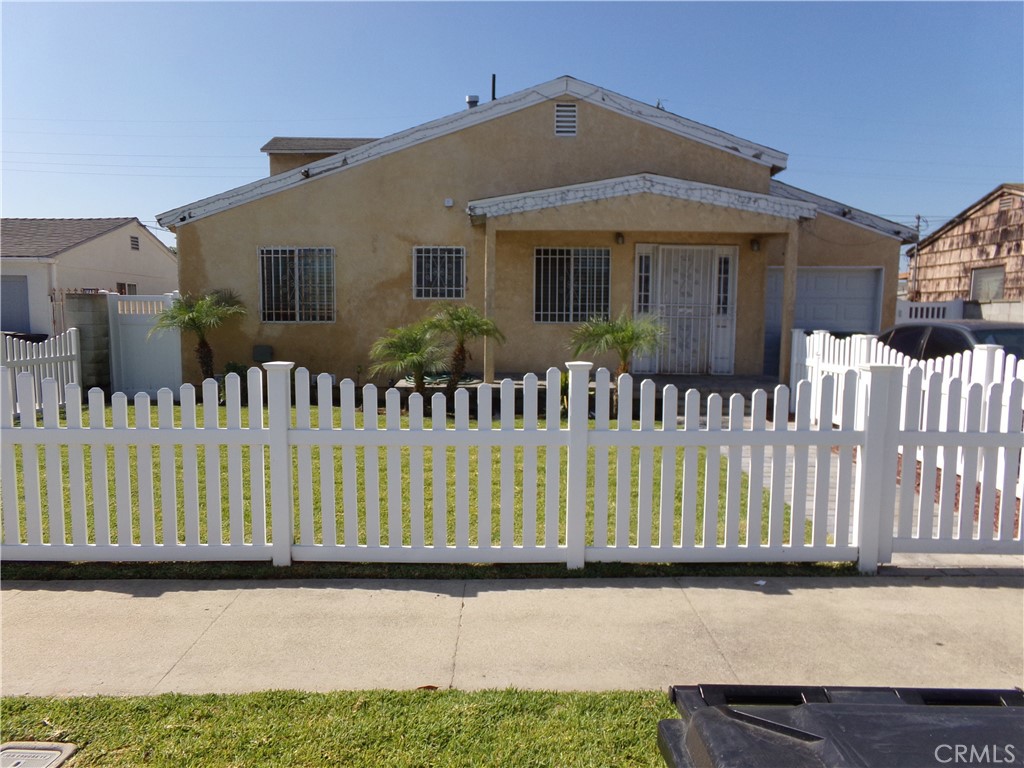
[260,137,377,154]
[469,174,818,221]
[912,183,1023,253]
[158,76,789,228]
[769,181,918,243]
[1,217,137,259]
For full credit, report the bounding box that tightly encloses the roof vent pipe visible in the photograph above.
[466,95,479,109]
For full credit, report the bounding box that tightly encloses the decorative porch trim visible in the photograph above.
[467,174,819,222]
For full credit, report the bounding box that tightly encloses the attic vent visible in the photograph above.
[130,235,140,250]
[999,196,1012,211]
[555,103,577,136]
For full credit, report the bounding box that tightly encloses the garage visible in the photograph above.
[763,267,882,376]
[1,274,31,333]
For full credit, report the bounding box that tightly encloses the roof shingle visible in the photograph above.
[1,218,137,259]
[260,137,377,154]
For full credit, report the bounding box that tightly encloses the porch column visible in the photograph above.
[778,224,800,385]
[482,219,497,383]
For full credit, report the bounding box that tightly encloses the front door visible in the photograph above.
[634,245,737,374]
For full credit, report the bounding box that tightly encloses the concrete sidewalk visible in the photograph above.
[3,555,1021,697]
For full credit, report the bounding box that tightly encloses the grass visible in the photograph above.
[1,690,676,767]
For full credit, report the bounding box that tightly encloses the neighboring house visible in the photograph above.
[906,183,1023,320]
[1,217,178,337]
[157,76,915,383]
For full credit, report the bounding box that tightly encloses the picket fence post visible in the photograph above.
[564,361,593,569]
[852,334,875,368]
[265,362,295,566]
[853,365,904,573]
[970,344,1001,390]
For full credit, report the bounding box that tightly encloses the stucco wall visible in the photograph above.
[176,100,778,382]
[56,224,178,296]
[489,229,769,375]
[268,152,334,176]
[173,97,895,382]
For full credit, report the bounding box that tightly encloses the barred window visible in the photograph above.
[259,247,335,322]
[414,246,465,299]
[534,247,610,323]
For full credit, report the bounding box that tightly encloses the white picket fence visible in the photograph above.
[2,361,1021,572]
[792,330,1022,420]
[1,328,81,414]
[792,329,1024,502]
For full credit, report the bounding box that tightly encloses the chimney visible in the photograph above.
[466,94,480,109]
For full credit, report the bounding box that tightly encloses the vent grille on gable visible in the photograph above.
[555,103,577,136]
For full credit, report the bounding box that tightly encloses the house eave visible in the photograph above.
[769,180,917,243]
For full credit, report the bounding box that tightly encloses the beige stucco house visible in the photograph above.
[157,76,915,383]
[906,183,1023,322]
[1,217,178,337]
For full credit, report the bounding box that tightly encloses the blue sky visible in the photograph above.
[2,2,1022,253]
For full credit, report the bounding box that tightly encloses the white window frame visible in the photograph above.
[258,246,336,323]
[412,246,466,300]
[533,247,610,323]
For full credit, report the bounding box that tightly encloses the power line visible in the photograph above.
[0,166,258,179]
[3,159,263,170]
[4,150,257,159]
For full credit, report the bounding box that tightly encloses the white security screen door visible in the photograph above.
[634,245,737,374]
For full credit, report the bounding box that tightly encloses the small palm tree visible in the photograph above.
[570,310,664,376]
[149,290,247,381]
[426,304,505,398]
[369,322,449,395]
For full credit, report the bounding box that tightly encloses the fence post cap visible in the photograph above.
[856,363,904,374]
[262,361,295,371]
[564,361,593,371]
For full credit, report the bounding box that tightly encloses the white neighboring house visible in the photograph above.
[1,217,178,337]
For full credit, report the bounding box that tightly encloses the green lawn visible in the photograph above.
[1,690,676,767]
[5,404,802,551]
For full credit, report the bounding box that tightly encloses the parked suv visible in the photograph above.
[875,319,1024,361]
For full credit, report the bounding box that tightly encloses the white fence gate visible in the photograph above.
[1,328,81,413]
[108,293,182,397]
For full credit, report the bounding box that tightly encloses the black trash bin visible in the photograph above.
[658,684,1024,768]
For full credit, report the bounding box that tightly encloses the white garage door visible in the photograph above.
[764,267,882,375]
[1,275,31,333]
